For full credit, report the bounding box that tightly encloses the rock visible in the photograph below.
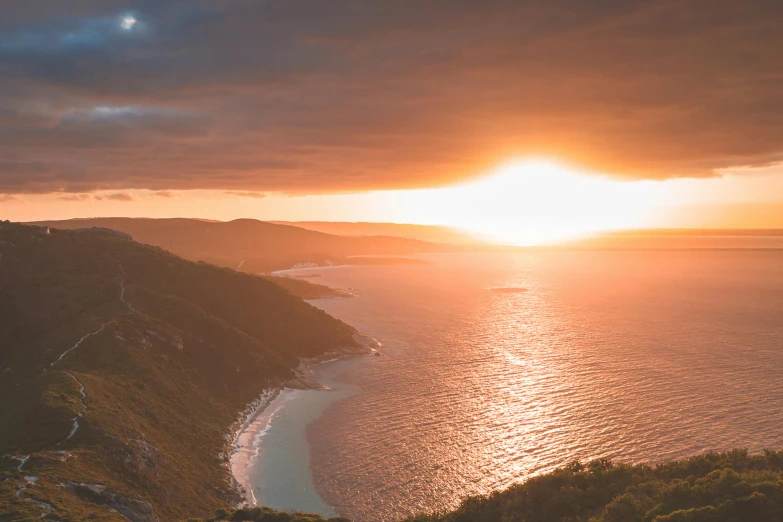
[131,439,163,471]
[67,483,158,522]
[283,377,329,390]
[353,333,382,354]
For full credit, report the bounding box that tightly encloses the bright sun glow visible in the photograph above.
[121,16,137,30]
[406,160,664,246]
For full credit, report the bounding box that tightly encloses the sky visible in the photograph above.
[1,1,783,239]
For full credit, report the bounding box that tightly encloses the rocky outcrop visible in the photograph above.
[67,483,158,522]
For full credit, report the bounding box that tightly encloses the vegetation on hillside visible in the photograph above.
[195,506,349,522]
[0,222,363,521]
[406,449,783,522]
[262,276,351,300]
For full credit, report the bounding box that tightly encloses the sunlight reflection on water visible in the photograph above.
[287,250,783,522]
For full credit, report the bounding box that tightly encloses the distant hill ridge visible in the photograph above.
[270,221,486,245]
[30,218,462,274]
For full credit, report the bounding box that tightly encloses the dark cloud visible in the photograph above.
[1,0,783,194]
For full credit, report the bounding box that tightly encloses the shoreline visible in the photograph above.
[228,388,281,506]
[268,255,427,278]
[228,333,381,509]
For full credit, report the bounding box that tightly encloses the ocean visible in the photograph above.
[240,248,783,521]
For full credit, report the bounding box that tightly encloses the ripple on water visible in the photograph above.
[277,251,783,522]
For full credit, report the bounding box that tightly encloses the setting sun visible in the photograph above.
[391,160,663,245]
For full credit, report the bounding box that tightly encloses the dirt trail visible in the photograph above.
[59,371,88,445]
[16,262,141,517]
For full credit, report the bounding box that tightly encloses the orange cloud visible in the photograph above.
[94,192,136,202]
[57,193,92,201]
[224,191,267,199]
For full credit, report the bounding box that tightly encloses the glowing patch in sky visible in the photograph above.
[120,16,137,31]
[352,159,666,246]
[439,160,664,245]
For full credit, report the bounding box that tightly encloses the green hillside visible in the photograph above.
[0,222,363,521]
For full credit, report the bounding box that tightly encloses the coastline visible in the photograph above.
[268,255,426,278]
[228,333,380,510]
[228,388,282,506]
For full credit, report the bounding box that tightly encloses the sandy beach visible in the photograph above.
[229,388,282,506]
[229,350,372,516]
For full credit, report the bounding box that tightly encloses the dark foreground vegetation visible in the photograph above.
[0,222,362,521]
[407,449,783,522]
[196,506,349,522]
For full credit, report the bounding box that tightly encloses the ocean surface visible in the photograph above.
[246,249,783,522]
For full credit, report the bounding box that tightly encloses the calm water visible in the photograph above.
[255,250,783,521]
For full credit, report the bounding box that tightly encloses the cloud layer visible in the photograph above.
[1,0,782,194]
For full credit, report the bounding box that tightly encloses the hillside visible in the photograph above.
[261,275,352,300]
[30,218,456,274]
[0,222,364,521]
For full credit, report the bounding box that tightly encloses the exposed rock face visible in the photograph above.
[130,438,164,472]
[67,483,158,522]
